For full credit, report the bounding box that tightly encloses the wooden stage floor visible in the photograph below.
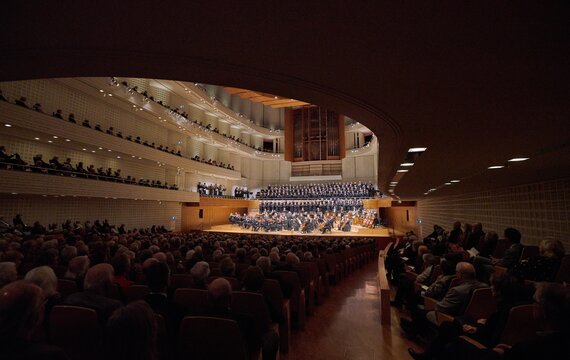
[204,224,392,237]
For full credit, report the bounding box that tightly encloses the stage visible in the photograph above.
[204,224,392,237]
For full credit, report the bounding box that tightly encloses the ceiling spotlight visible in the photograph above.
[423,192,429,195]
[34,137,40,140]
[91,150,96,153]
[131,155,135,158]
[116,156,121,159]
[445,182,452,185]
[82,148,87,151]
[488,165,504,169]
[108,94,113,97]
[52,136,58,139]
[108,149,112,152]
[4,124,12,127]
[450,180,460,183]
[98,147,103,150]
[48,140,53,143]
[65,139,71,142]
[99,89,104,93]
[400,163,414,167]
[397,169,408,173]
[508,157,529,162]
[408,147,427,153]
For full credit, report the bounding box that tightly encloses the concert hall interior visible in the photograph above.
[0,2,569,360]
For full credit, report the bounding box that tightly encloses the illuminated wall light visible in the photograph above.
[400,163,414,167]
[508,157,529,162]
[488,165,504,169]
[450,180,460,183]
[397,169,408,173]
[408,147,427,153]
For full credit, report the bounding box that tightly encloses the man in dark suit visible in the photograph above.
[473,228,524,281]
[401,262,485,337]
[63,263,123,325]
[427,262,486,322]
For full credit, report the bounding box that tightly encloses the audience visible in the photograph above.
[63,263,123,324]
[258,181,377,199]
[0,280,67,360]
[105,301,157,360]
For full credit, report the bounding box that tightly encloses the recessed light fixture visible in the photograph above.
[488,165,504,169]
[99,89,104,93]
[82,148,87,151]
[138,157,142,160]
[53,136,58,139]
[390,182,398,185]
[429,188,437,192]
[98,147,103,150]
[4,124,12,127]
[397,169,408,173]
[65,139,71,142]
[401,163,414,167]
[116,156,121,159]
[11,192,17,195]
[108,94,113,97]
[108,149,112,152]
[91,150,96,153]
[450,180,460,183]
[445,182,452,185]
[408,147,427,153]
[423,192,429,195]
[131,155,135,158]
[48,140,53,143]
[34,137,40,140]
[508,157,529,162]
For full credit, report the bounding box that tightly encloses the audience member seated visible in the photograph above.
[15,96,28,108]
[52,109,63,118]
[190,261,210,289]
[0,280,68,360]
[68,113,76,123]
[32,103,43,112]
[408,273,534,360]
[512,239,565,282]
[111,253,134,290]
[0,261,17,288]
[401,262,486,339]
[63,263,123,324]
[207,278,279,360]
[82,119,91,128]
[473,228,524,282]
[105,301,158,360]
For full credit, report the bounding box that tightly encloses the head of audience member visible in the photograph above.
[440,259,457,276]
[105,301,157,360]
[208,278,232,311]
[269,251,280,264]
[152,252,167,264]
[84,263,115,295]
[212,249,224,263]
[60,245,77,265]
[538,239,565,259]
[490,273,532,306]
[219,257,236,277]
[190,261,210,288]
[0,262,17,288]
[286,252,300,266]
[111,253,131,278]
[242,266,265,292]
[455,262,476,281]
[144,261,170,293]
[485,231,499,245]
[236,248,247,263]
[504,227,522,244]
[0,280,45,342]
[533,282,570,333]
[473,223,483,233]
[256,256,272,276]
[66,255,90,280]
[422,253,437,268]
[24,266,59,299]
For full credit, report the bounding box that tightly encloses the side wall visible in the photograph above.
[0,195,182,231]
[417,178,570,249]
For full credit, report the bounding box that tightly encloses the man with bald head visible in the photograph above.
[63,263,123,324]
[401,262,486,338]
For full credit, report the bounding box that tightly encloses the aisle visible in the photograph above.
[281,260,416,360]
